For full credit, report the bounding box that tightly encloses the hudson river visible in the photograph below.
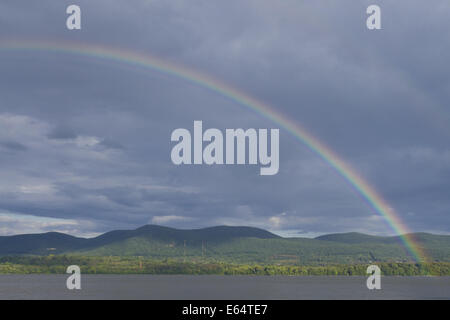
[0,275,448,299]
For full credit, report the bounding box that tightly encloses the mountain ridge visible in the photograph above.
[0,225,449,264]
[0,224,280,255]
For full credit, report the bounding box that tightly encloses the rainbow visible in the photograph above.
[0,39,428,262]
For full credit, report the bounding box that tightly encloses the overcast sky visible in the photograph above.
[0,0,449,237]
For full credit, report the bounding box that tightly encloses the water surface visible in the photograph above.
[0,275,448,299]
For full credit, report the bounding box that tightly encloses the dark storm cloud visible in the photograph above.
[0,140,27,151]
[47,126,78,140]
[0,0,448,236]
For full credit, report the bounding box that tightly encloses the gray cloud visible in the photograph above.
[0,0,448,236]
[0,140,27,151]
[47,125,78,140]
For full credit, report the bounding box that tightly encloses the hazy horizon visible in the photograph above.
[2,221,450,240]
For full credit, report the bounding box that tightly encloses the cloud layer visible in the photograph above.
[0,0,448,236]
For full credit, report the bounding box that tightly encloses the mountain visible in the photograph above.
[0,226,449,264]
[0,225,279,256]
[315,232,396,244]
[88,225,280,247]
[0,232,88,255]
[315,232,450,248]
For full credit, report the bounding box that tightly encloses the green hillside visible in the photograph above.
[1,225,449,265]
[0,232,88,255]
[77,235,450,265]
[315,232,394,244]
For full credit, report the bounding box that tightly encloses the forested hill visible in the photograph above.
[0,225,449,265]
[0,225,279,256]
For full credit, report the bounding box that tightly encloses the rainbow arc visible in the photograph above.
[0,39,428,262]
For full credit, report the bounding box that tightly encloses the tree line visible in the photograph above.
[0,255,449,276]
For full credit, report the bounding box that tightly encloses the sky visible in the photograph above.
[0,0,449,238]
